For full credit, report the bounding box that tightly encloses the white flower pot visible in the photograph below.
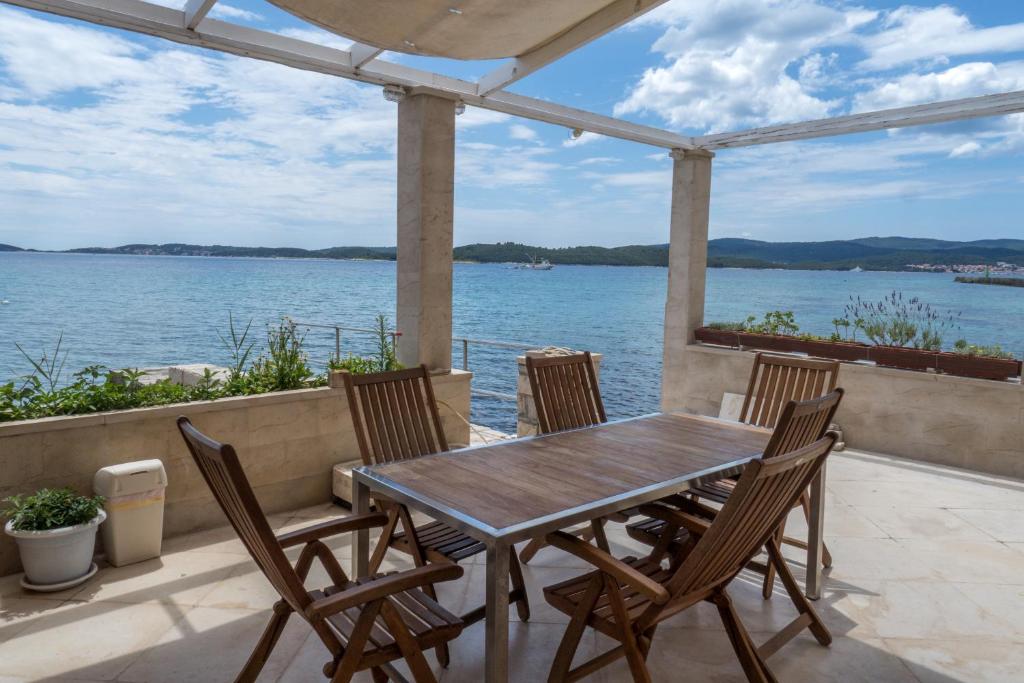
[5,509,106,588]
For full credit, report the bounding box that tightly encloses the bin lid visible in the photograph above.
[94,459,168,497]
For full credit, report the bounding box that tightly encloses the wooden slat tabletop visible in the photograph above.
[363,413,770,534]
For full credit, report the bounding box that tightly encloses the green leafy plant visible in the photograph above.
[3,488,105,532]
[328,314,403,375]
[953,339,1017,360]
[743,310,800,337]
[244,321,318,392]
[218,312,255,381]
[705,321,747,331]
[846,291,959,350]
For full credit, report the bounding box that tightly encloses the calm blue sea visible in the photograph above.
[2,252,1021,433]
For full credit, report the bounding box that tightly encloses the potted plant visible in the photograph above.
[847,292,955,372]
[3,487,106,591]
[937,340,1023,380]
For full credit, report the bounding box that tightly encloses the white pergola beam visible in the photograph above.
[1,0,693,149]
[181,0,216,30]
[349,41,383,68]
[476,0,668,96]
[696,90,1024,149]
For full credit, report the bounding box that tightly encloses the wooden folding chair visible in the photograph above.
[627,390,843,599]
[543,436,837,683]
[341,366,530,652]
[518,352,625,564]
[176,417,464,683]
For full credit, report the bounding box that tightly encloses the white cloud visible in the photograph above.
[949,141,981,158]
[208,4,264,22]
[562,131,599,147]
[615,0,874,132]
[858,6,1024,71]
[508,123,538,141]
[853,61,1024,112]
[578,156,620,166]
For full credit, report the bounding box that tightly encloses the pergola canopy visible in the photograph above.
[268,0,619,60]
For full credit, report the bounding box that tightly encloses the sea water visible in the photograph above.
[2,252,1021,433]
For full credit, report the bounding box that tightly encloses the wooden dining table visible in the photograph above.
[351,412,828,683]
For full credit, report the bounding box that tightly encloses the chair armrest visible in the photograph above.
[545,531,670,605]
[277,512,389,548]
[637,504,711,538]
[306,564,464,619]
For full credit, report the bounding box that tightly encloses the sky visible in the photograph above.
[0,0,1023,250]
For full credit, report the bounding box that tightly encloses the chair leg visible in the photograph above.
[762,525,784,600]
[380,600,438,683]
[369,511,400,575]
[712,590,777,683]
[371,668,389,683]
[604,575,652,683]
[799,492,832,568]
[548,574,603,683]
[766,538,831,647]
[522,522,599,564]
[331,600,383,683]
[590,518,611,553]
[508,546,531,622]
[235,600,291,683]
[519,536,546,564]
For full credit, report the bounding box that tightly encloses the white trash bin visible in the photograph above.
[93,460,168,567]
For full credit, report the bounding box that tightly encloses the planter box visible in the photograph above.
[737,332,804,353]
[936,353,1023,381]
[693,328,742,347]
[870,346,938,372]
[789,339,871,362]
[0,370,472,577]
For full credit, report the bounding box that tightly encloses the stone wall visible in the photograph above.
[0,370,471,576]
[664,344,1024,479]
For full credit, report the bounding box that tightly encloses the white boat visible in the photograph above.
[520,255,553,270]
[850,266,863,273]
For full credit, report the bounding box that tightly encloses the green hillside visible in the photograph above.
[0,244,24,252]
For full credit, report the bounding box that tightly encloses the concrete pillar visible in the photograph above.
[661,148,714,412]
[396,93,456,372]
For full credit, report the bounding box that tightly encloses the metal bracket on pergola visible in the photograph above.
[4,0,1024,148]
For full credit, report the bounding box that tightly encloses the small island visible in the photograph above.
[955,276,1024,288]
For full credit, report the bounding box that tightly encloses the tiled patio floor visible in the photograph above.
[1,448,1023,682]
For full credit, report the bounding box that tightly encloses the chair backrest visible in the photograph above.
[341,365,449,466]
[649,435,835,625]
[762,388,844,458]
[176,417,311,615]
[740,353,839,428]
[525,352,607,434]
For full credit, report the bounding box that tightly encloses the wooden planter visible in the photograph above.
[936,353,1022,381]
[870,346,938,372]
[693,328,742,347]
[736,332,803,353]
[792,339,871,362]
[695,328,1020,382]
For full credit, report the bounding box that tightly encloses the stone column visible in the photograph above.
[661,148,714,412]
[396,93,456,372]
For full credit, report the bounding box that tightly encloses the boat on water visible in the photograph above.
[519,254,553,270]
[850,266,864,272]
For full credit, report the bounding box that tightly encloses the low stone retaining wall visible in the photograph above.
[664,344,1023,479]
[0,370,471,576]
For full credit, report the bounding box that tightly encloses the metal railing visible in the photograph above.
[287,319,538,403]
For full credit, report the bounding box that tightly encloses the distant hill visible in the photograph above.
[0,244,23,252]
[5,237,1023,271]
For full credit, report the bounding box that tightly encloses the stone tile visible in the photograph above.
[947,508,1024,542]
[856,505,991,540]
[769,635,920,683]
[820,538,939,582]
[0,597,72,643]
[952,583,1024,642]
[440,621,600,683]
[68,551,243,606]
[0,601,184,680]
[897,537,1024,584]
[823,580,1015,641]
[117,606,307,683]
[884,638,1024,683]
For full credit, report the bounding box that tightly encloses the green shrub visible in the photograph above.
[328,314,402,375]
[846,291,959,350]
[3,488,105,532]
[953,339,1017,360]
